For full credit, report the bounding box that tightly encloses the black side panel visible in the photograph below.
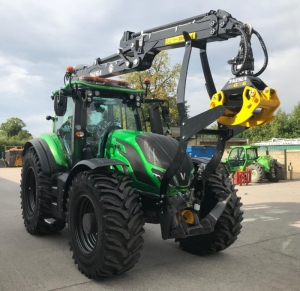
[23,138,67,174]
[148,103,164,135]
[117,140,156,187]
[136,134,193,186]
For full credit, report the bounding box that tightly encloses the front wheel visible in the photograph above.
[67,171,144,278]
[248,163,265,183]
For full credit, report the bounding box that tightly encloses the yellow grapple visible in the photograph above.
[209,85,280,127]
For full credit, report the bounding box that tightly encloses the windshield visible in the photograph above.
[86,97,139,157]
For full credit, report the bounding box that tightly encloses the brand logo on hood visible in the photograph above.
[180,172,186,180]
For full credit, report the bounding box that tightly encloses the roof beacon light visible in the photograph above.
[66,66,75,73]
[144,78,151,85]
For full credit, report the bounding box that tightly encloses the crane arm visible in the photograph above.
[72,10,250,80]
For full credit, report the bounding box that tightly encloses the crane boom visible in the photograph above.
[72,10,244,80]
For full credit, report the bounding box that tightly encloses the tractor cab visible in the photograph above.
[226,146,259,170]
[52,77,170,167]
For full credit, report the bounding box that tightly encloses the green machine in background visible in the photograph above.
[220,145,284,183]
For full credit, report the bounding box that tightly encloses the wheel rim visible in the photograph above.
[25,166,37,216]
[252,170,257,177]
[75,195,98,255]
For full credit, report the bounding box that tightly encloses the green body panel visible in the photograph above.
[104,129,190,196]
[256,156,272,172]
[40,133,68,168]
[54,81,144,95]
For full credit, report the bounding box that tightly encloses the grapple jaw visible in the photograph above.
[210,76,280,127]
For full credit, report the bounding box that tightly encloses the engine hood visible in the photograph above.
[105,130,193,195]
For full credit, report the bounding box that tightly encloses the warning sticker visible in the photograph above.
[165,32,196,45]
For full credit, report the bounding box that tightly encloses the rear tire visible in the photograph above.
[266,163,283,182]
[20,147,65,234]
[248,163,264,183]
[177,173,243,254]
[67,171,144,278]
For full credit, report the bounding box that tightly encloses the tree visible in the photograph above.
[16,129,32,140]
[0,118,31,138]
[290,102,300,136]
[237,105,300,142]
[120,51,188,127]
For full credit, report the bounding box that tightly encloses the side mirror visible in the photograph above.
[161,105,170,123]
[46,115,55,121]
[54,93,67,116]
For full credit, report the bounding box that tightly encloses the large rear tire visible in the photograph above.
[177,173,243,254]
[20,147,65,234]
[248,163,265,183]
[67,171,144,278]
[266,163,283,182]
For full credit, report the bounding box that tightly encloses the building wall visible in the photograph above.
[286,151,300,180]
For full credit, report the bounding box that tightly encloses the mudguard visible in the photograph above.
[65,158,127,190]
[54,158,127,219]
[23,138,67,174]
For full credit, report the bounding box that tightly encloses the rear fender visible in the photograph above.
[23,138,67,174]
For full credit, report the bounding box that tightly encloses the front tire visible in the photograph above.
[177,173,243,254]
[248,163,265,183]
[67,171,144,278]
[20,147,65,234]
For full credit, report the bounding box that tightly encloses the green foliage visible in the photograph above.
[237,103,300,142]
[0,118,32,157]
[120,51,188,127]
[0,117,26,137]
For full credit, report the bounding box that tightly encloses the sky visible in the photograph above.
[0,0,299,137]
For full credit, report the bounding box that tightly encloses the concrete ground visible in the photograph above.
[0,168,300,291]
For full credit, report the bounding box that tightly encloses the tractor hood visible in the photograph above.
[105,130,194,195]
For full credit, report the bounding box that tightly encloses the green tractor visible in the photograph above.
[20,10,278,278]
[221,145,284,183]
